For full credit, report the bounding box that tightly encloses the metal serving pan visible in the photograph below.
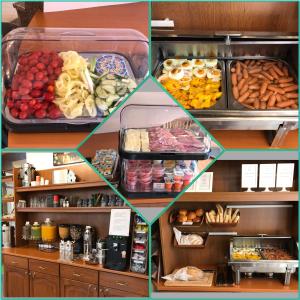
[154,59,227,111]
[226,58,298,117]
[228,236,298,285]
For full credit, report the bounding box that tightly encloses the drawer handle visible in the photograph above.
[73,273,81,277]
[11,261,17,264]
[38,266,46,270]
[116,281,128,286]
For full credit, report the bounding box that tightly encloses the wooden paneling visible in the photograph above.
[29,258,59,276]
[4,266,30,297]
[152,2,298,33]
[61,264,99,285]
[60,278,98,297]
[3,254,28,269]
[30,272,60,297]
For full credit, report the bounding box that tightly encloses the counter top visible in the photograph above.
[2,247,148,280]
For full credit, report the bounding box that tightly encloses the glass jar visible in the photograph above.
[22,221,31,240]
[31,222,41,241]
[41,218,57,243]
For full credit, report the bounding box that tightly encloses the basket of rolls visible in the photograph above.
[169,208,205,227]
[205,204,240,226]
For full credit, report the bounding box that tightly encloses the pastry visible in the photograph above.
[177,215,188,223]
[179,209,188,216]
[195,208,204,217]
[187,211,196,220]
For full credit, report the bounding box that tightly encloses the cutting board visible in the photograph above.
[164,272,214,287]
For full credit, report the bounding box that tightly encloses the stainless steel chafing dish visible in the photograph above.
[152,31,298,147]
[228,236,298,286]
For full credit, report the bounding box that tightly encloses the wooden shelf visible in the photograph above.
[16,207,128,213]
[2,175,13,183]
[179,192,298,202]
[153,275,298,292]
[2,197,14,203]
[3,247,148,280]
[15,181,107,192]
[129,198,174,207]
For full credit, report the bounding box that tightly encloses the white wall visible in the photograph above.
[44,2,130,12]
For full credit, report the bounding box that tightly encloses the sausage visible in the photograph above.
[238,91,250,103]
[269,68,279,79]
[231,73,238,86]
[248,68,261,74]
[267,94,277,107]
[276,100,296,108]
[243,68,249,79]
[240,84,249,95]
[282,66,289,77]
[285,93,298,99]
[283,85,298,92]
[233,86,239,99]
[278,77,294,83]
[244,98,256,104]
[260,81,268,96]
[272,65,284,77]
[268,85,285,95]
[240,62,248,69]
[275,94,282,102]
[254,99,260,109]
[291,104,298,109]
[236,62,241,75]
[261,71,273,81]
[277,61,283,68]
[237,78,246,90]
[250,91,259,98]
[249,60,256,67]
[231,68,236,73]
[261,91,273,102]
[242,103,255,109]
[245,60,250,66]
[248,77,258,85]
[262,64,274,71]
[237,73,243,81]
[248,84,260,90]
[260,102,267,109]
[279,82,295,88]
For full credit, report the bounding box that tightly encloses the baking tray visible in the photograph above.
[154,58,227,111]
[226,58,298,117]
[3,52,135,132]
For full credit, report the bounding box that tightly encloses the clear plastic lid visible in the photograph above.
[2,27,148,126]
[120,105,211,159]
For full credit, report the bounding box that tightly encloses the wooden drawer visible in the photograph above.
[60,264,98,284]
[3,255,28,270]
[29,259,59,276]
[99,271,148,296]
[101,286,146,297]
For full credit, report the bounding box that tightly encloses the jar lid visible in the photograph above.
[33,222,39,226]
[25,221,30,225]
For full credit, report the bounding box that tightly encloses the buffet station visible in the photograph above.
[1,157,149,298]
[152,158,298,293]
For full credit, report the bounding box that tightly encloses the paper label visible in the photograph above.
[276,163,294,188]
[153,182,165,191]
[259,164,276,188]
[241,164,258,188]
[109,209,131,236]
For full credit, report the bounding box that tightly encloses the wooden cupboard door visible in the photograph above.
[30,272,60,297]
[102,286,142,297]
[60,278,98,297]
[4,266,30,297]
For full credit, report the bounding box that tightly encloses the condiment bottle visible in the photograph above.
[22,221,31,240]
[31,222,41,241]
[53,195,59,207]
[41,218,57,243]
[83,226,92,261]
[59,240,65,260]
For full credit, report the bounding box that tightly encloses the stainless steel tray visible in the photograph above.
[154,58,227,111]
[226,58,298,117]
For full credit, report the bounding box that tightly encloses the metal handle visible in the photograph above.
[116,281,128,286]
[104,288,109,293]
[31,272,35,279]
[73,273,81,277]
[38,266,46,270]
[11,261,17,264]
[25,271,30,276]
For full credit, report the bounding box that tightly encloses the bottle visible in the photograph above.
[53,195,59,207]
[83,226,92,261]
[65,241,73,261]
[31,222,41,241]
[59,240,65,260]
[22,221,31,240]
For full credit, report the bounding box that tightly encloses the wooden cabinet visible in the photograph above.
[4,265,30,297]
[60,278,98,297]
[101,286,141,297]
[30,271,60,297]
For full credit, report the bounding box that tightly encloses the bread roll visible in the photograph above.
[177,215,188,222]
[193,217,201,223]
[195,208,204,217]
[179,209,188,216]
[187,211,196,220]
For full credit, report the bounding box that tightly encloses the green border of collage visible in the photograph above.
[1,0,299,300]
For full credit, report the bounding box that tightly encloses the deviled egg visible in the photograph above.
[169,67,185,80]
[204,59,218,68]
[192,59,205,69]
[163,59,178,71]
[180,59,194,70]
[193,68,207,79]
[207,68,221,81]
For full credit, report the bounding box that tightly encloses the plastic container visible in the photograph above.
[2,27,148,132]
[119,105,211,160]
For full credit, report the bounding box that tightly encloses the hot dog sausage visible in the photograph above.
[285,93,298,99]
[233,86,239,99]
[276,100,296,108]
[283,85,298,92]
[231,73,237,86]
[267,94,277,107]
[260,81,268,96]
[237,78,246,90]
[268,86,285,95]
[238,91,250,103]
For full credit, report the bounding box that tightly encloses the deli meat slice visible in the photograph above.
[148,127,205,152]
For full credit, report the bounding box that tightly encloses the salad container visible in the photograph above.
[2,27,148,132]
